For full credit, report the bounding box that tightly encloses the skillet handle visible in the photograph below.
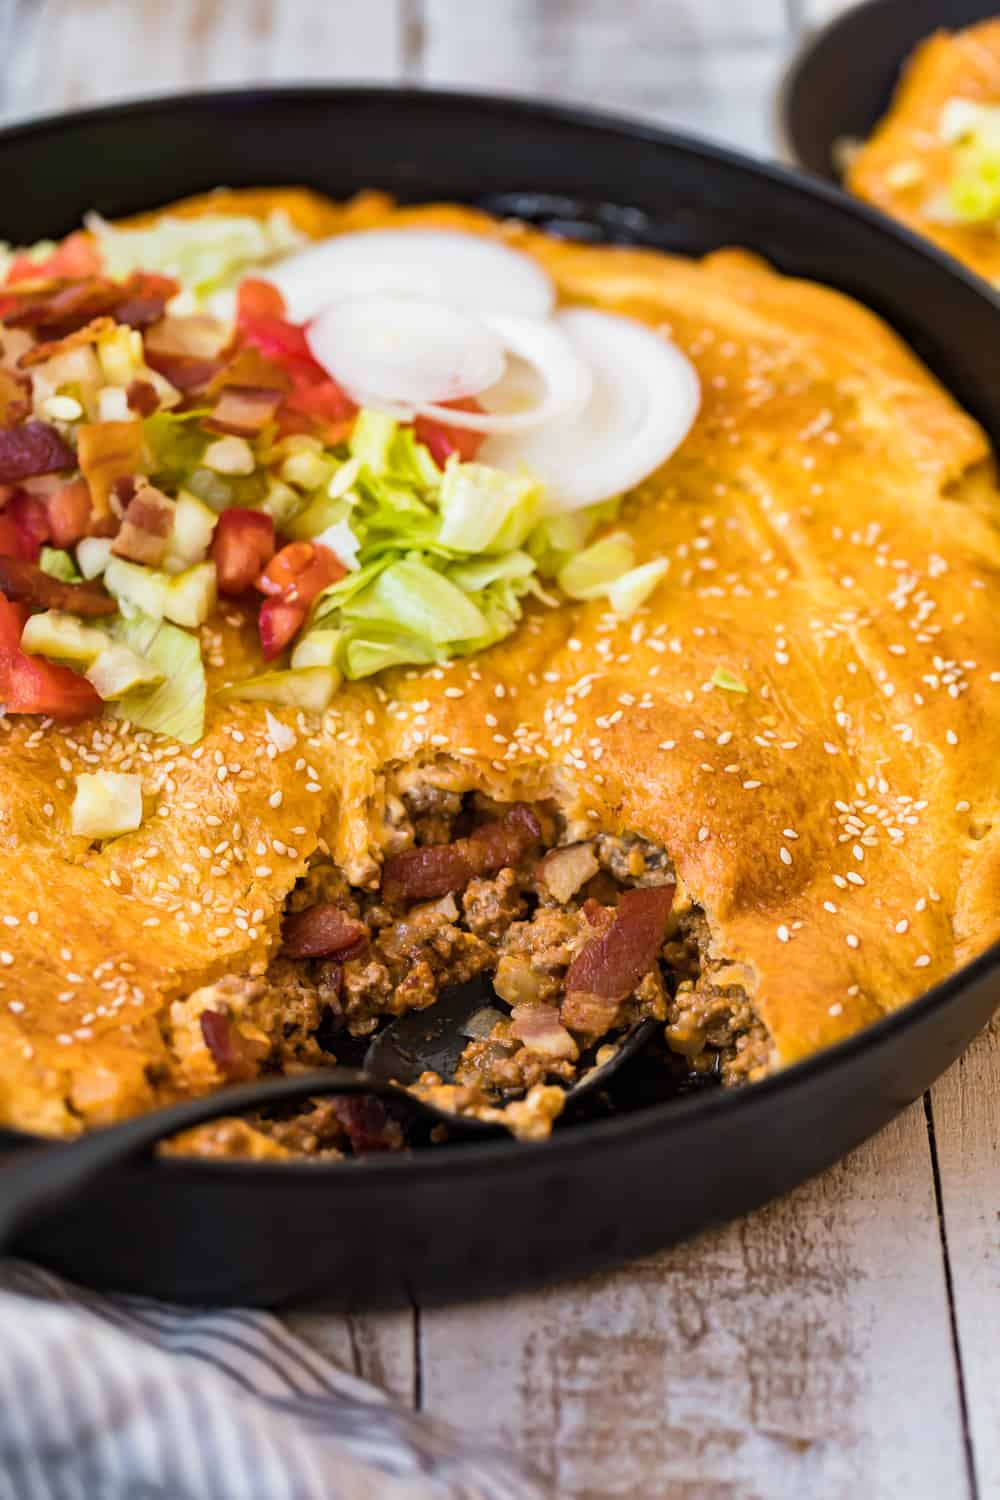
[0,1067,391,1253]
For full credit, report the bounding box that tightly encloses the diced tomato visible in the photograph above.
[258,597,307,660]
[413,398,486,465]
[256,541,346,658]
[236,277,287,323]
[212,508,275,596]
[0,594,100,721]
[235,288,355,438]
[5,231,101,286]
[46,478,92,547]
[257,541,346,607]
[7,492,50,561]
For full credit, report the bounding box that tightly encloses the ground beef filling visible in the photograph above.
[167,793,771,1159]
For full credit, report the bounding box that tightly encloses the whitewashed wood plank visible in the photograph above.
[0,0,404,123]
[419,1,792,157]
[421,1104,971,1500]
[282,1307,416,1408]
[930,1019,1000,1500]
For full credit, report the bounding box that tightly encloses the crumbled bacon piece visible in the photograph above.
[125,378,159,416]
[382,804,542,903]
[0,555,116,615]
[0,421,74,483]
[329,1095,396,1154]
[17,314,116,368]
[111,484,174,566]
[3,272,176,341]
[143,350,225,393]
[0,368,30,428]
[281,904,370,961]
[509,1003,578,1060]
[205,384,284,438]
[564,884,674,1002]
[200,1010,267,1084]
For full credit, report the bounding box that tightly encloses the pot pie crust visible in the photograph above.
[2,186,1000,1142]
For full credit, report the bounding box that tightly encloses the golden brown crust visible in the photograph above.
[2,188,1000,1136]
[848,19,1000,282]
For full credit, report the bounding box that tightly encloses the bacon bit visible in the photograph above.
[206,345,290,399]
[5,272,176,341]
[144,313,229,361]
[46,478,92,547]
[0,369,30,428]
[144,349,226,393]
[204,384,284,438]
[0,421,74,484]
[564,884,674,1002]
[510,1003,578,1060]
[17,314,116,369]
[382,805,542,902]
[126,378,159,416]
[77,419,146,518]
[281,904,370,961]
[7,492,50,561]
[199,1010,268,1084]
[111,484,175,566]
[329,1095,395,1154]
[0,555,115,614]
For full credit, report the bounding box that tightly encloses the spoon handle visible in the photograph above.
[0,1068,388,1252]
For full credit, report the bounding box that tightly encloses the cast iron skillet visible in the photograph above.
[2,86,1000,1310]
[779,0,1000,181]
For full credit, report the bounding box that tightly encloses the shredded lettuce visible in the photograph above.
[937,99,1000,225]
[110,612,206,743]
[85,209,305,301]
[558,532,635,599]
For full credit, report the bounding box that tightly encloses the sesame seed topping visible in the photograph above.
[779,847,792,866]
[776,925,790,943]
[914,954,931,969]
[846,933,860,949]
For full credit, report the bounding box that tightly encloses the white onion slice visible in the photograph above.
[264,229,556,323]
[480,309,701,512]
[307,296,506,407]
[408,312,593,435]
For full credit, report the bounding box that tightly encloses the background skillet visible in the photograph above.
[778,0,1000,182]
[2,86,999,1309]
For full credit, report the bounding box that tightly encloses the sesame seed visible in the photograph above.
[779,847,792,866]
[846,933,860,949]
[914,954,931,969]
[828,1002,844,1017]
[658,740,676,750]
[698,826,709,842]
[743,779,762,790]
[776,925,790,943]
[896,919,909,934]
[823,901,838,914]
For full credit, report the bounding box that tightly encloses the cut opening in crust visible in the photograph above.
[163,786,772,1160]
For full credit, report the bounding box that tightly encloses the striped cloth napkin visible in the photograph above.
[0,1261,547,1500]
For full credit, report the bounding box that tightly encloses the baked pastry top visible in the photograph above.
[2,187,999,1144]
[848,18,1000,282]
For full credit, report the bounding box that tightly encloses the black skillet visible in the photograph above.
[2,87,1000,1309]
[778,0,1000,183]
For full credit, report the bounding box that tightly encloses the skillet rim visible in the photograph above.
[2,80,998,1182]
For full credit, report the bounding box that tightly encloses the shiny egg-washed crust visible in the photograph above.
[2,185,1000,1138]
[848,19,1000,283]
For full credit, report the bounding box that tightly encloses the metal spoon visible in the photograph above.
[0,978,657,1251]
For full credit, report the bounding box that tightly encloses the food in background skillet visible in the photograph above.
[848,17,1000,283]
[0,186,998,1161]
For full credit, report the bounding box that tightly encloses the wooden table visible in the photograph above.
[3,3,997,1494]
